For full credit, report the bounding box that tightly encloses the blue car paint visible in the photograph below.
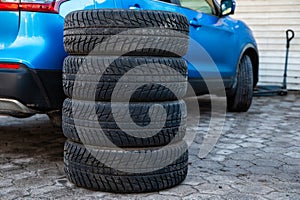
[0,12,19,49]
[0,0,258,89]
[59,0,95,17]
[0,12,67,70]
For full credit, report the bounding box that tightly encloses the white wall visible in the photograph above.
[234,0,300,90]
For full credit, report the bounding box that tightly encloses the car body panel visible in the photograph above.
[0,12,66,70]
[0,12,19,50]
[59,0,95,17]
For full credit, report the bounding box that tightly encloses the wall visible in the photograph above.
[234,0,300,89]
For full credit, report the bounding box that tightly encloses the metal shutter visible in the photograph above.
[234,0,300,90]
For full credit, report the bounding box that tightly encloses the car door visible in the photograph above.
[179,0,238,82]
[119,0,239,90]
[120,0,182,13]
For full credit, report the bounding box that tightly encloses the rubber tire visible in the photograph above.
[227,55,253,112]
[63,56,187,102]
[64,9,189,57]
[64,140,188,193]
[62,98,187,147]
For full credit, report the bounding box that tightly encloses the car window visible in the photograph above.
[180,0,215,15]
[158,0,181,5]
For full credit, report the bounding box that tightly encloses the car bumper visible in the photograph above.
[188,77,235,96]
[0,64,64,115]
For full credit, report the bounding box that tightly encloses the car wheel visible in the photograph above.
[64,9,189,57]
[63,56,187,102]
[227,55,253,112]
[62,98,186,147]
[64,140,188,193]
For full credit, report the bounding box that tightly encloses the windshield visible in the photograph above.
[180,0,214,14]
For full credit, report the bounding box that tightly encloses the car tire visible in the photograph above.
[227,55,253,112]
[64,9,189,57]
[63,56,187,102]
[64,140,188,193]
[62,98,186,147]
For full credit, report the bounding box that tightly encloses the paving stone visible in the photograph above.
[247,166,281,176]
[265,192,300,200]
[30,186,67,198]
[0,163,22,171]
[245,137,267,143]
[0,94,300,198]
[13,177,54,190]
[215,143,240,150]
[194,183,234,195]
[208,155,226,162]
[0,188,31,199]
[142,194,181,200]
[239,142,266,148]
[216,149,235,155]
[221,160,253,169]
[284,151,300,159]
[230,183,274,195]
[268,182,300,194]
[11,158,35,165]
[218,167,250,176]
[251,159,283,167]
[183,193,223,200]
[225,134,248,139]
[9,171,36,180]
[159,185,197,197]
[228,153,258,161]
[254,152,286,161]
[37,168,65,177]
[280,157,300,165]
[192,159,224,172]
[183,175,207,186]
[281,162,300,172]
[203,175,241,184]
[261,146,289,154]
[222,193,268,200]
[0,178,13,188]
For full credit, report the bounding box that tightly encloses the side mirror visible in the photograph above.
[220,0,236,17]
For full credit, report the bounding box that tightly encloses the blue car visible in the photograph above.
[0,0,258,123]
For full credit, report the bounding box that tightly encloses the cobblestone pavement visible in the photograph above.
[0,93,300,199]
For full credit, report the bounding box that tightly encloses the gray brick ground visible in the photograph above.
[0,93,300,199]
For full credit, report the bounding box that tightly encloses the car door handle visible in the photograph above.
[189,18,202,28]
[129,4,141,10]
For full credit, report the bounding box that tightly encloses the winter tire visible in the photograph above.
[227,55,253,112]
[64,140,188,193]
[64,9,189,57]
[62,98,187,147]
[63,56,188,102]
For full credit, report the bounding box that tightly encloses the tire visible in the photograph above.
[63,56,187,102]
[64,9,189,57]
[62,98,186,147]
[227,55,253,112]
[64,140,188,193]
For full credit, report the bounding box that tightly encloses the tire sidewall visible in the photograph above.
[228,55,253,112]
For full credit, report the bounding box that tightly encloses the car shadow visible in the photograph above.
[0,115,65,162]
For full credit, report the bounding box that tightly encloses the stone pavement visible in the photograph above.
[0,93,300,199]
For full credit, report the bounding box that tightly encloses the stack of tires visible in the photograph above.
[62,9,190,193]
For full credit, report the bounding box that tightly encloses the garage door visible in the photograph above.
[234,0,300,90]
